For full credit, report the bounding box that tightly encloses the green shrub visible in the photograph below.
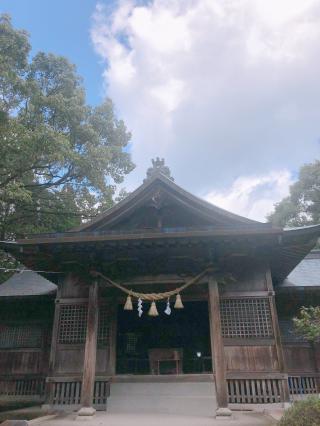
[279,397,320,426]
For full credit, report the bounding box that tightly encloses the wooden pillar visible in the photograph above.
[266,269,290,404]
[42,291,61,409]
[78,280,99,416]
[208,275,232,417]
[312,343,320,392]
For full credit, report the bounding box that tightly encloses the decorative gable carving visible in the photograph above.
[144,158,174,182]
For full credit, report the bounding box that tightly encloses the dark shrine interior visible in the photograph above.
[116,301,212,375]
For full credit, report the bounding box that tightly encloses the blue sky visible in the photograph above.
[2,0,320,221]
[0,0,104,105]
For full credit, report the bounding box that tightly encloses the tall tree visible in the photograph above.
[268,160,320,227]
[0,14,135,241]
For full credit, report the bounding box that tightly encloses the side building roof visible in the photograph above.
[0,271,57,297]
[280,249,320,288]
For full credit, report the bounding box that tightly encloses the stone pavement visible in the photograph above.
[31,411,276,426]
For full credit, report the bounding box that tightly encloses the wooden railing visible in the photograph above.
[227,378,283,404]
[52,381,82,406]
[1,374,318,406]
[0,377,45,397]
[288,375,318,397]
[227,375,319,404]
[51,379,109,409]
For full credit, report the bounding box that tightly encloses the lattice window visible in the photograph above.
[0,324,42,348]
[220,298,273,338]
[125,333,139,354]
[58,304,110,345]
[58,304,87,344]
[98,305,110,345]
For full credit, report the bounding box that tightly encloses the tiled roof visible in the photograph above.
[281,250,320,288]
[0,271,57,297]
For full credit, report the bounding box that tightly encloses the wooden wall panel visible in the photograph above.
[96,348,109,374]
[40,349,50,375]
[221,258,268,293]
[313,343,320,372]
[59,274,89,299]
[0,350,42,374]
[54,347,110,376]
[55,348,85,374]
[283,345,316,373]
[225,345,279,372]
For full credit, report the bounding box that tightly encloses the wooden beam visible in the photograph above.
[16,225,282,245]
[78,280,99,416]
[208,276,231,417]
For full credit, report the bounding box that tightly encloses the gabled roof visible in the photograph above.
[1,165,320,286]
[0,271,57,298]
[73,172,265,232]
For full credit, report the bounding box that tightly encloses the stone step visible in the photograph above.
[107,382,217,416]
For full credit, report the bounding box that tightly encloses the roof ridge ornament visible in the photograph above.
[144,158,174,182]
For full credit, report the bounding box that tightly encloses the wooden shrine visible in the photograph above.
[1,158,320,417]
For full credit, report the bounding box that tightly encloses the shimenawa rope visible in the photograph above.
[91,268,210,301]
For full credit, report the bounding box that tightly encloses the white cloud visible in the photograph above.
[91,0,320,220]
[204,170,293,222]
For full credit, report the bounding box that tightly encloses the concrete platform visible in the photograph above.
[31,411,276,425]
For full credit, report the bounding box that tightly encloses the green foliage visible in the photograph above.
[115,188,131,203]
[0,15,135,242]
[0,14,30,119]
[279,397,320,426]
[0,249,17,285]
[293,306,320,342]
[268,160,320,227]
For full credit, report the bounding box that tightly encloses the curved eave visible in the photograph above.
[283,224,320,240]
[3,224,320,286]
[276,285,320,293]
[8,226,282,246]
[0,291,57,300]
[0,227,282,273]
[271,224,320,284]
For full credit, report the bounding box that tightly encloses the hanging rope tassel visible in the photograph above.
[124,295,133,310]
[174,294,184,309]
[148,301,159,316]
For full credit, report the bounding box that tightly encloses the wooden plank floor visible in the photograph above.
[110,373,214,383]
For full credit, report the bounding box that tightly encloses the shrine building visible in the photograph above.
[1,159,320,418]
